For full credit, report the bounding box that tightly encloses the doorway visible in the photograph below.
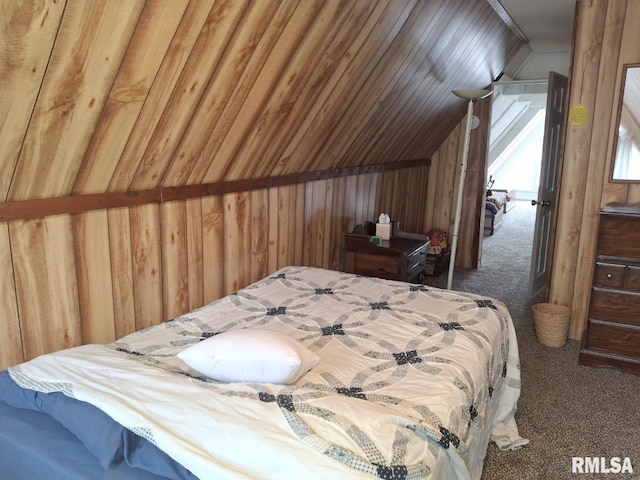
[487,81,548,200]
[481,80,548,275]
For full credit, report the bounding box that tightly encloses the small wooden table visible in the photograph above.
[344,229,428,283]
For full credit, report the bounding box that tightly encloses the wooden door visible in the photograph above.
[529,72,568,295]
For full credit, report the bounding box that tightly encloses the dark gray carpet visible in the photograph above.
[424,201,640,479]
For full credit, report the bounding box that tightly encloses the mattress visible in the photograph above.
[0,266,528,479]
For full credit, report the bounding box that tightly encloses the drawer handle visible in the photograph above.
[607,273,613,279]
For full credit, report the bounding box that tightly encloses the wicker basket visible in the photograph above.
[532,303,571,348]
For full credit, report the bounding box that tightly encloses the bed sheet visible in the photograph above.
[0,400,178,480]
[0,370,194,479]
[5,266,527,479]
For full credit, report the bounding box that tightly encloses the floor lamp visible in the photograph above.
[446,89,492,290]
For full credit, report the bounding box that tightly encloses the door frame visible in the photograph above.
[471,77,566,295]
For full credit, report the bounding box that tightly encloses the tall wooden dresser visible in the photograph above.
[579,204,640,376]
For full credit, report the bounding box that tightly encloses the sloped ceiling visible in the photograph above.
[498,0,574,79]
[1,0,523,203]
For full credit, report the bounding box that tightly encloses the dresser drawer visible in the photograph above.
[626,266,640,292]
[594,263,625,289]
[589,289,640,326]
[597,214,640,258]
[584,319,640,359]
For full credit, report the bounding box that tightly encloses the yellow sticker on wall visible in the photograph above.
[569,104,588,126]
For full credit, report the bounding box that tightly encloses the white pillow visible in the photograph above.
[177,329,319,384]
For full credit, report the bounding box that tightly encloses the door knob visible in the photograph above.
[531,200,551,207]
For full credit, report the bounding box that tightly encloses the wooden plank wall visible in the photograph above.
[549,0,640,339]
[403,97,492,268]
[0,167,434,369]
[0,0,522,368]
[0,0,520,202]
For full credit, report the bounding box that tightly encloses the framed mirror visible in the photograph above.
[612,64,640,181]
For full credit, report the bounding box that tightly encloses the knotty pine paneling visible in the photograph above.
[314,179,332,269]
[107,208,137,339]
[73,0,191,194]
[161,201,190,320]
[9,216,82,360]
[223,191,253,295]
[170,0,307,186]
[8,0,145,202]
[201,196,226,304]
[221,1,378,182]
[130,0,255,190]
[1,167,433,370]
[271,0,402,177]
[2,0,519,201]
[74,210,116,344]
[0,0,526,366]
[376,165,431,235]
[426,123,461,240]
[130,204,164,331]
[549,0,640,340]
[267,187,281,274]
[252,189,271,282]
[0,224,21,367]
[409,95,491,271]
[0,0,65,200]
[328,177,348,272]
[106,0,217,192]
[185,199,205,311]
[459,97,492,269]
[200,1,327,185]
[277,185,301,270]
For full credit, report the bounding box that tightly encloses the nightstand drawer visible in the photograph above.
[407,247,426,270]
[352,253,399,279]
[594,263,625,289]
[344,231,428,283]
[407,262,424,282]
[584,319,640,359]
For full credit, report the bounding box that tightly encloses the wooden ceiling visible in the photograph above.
[1,0,522,203]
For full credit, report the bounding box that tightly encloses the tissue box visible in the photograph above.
[375,223,391,240]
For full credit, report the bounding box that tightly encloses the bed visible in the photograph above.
[0,266,527,479]
[484,189,516,236]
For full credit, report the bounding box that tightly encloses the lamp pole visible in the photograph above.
[446,89,492,290]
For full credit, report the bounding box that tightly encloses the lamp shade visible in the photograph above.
[452,89,492,100]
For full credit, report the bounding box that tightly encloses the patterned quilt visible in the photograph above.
[9,266,527,479]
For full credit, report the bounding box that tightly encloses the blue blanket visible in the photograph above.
[0,370,195,479]
[485,201,498,215]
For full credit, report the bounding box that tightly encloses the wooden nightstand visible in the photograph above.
[344,226,428,283]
